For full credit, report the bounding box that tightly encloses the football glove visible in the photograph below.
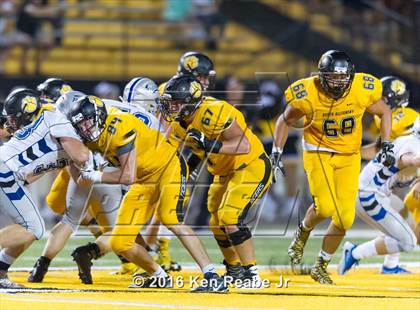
[80,168,102,183]
[185,129,222,154]
[376,141,396,167]
[270,146,286,182]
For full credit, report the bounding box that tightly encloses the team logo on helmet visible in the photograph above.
[22,96,38,113]
[190,81,202,98]
[184,56,199,71]
[60,84,72,95]
[390,79,406,95]
[88,95,104,107]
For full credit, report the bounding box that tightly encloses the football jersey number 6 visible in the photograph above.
[323,116,355,137]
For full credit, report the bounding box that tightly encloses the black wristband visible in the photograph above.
[210,140,223,153]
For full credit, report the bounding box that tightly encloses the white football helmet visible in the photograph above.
[122,77,159,115]
[56,90,86,116]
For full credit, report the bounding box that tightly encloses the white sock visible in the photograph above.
[158,226,173,240]
[319,250,332,261]
[149,243,159,253]
[0,250,15,265]
[352,240,377,260]
[152,266,167,278]
[383,252,400,269]
[202,264,216,275]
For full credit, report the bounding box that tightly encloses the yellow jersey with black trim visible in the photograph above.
[170,97,265,176]
[285,73,382,154]
[87,108,177,181]
[373,107,418,140]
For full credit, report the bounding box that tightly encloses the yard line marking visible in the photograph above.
[10,262,420,272]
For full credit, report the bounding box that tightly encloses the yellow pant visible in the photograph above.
[208,153,271,231]
[46,169,70,215]
[404,187,420,224]
[109,155,188,253]
[303,151,361,230]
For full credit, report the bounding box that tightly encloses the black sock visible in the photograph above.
[39,256,51,266]
[0,261,10,272]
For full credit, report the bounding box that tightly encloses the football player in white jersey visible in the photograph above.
[339,117,420,275]
[27,91,125,283]
[28,86,162,282]
[0,88,90,288]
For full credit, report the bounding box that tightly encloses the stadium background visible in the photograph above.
[0,2,419,309]
[0,0,419,228]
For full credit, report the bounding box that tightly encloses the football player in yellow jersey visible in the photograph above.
[271,50,393,284]
[160,75,272,287]
[360,76,419,273]
[144,51,216,272]
[68,96,227,291]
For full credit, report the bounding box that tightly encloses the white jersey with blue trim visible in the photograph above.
[0,109,81,181]
[102,99,163,132]
[359,135,420,196]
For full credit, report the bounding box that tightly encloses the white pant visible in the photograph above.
[356,191,417,253]
[63,177,122,231]
[0,162,45,239]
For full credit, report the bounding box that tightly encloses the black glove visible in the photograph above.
[186,129,222,154]
[376,141,396,167]
[270,150,286,182]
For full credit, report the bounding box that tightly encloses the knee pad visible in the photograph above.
[383,236,400,254]
[214,237,232,248]
[227,226,252,246]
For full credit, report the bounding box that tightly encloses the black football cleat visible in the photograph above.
[191,272,228,293]
[28,256,50,283]
[71,243,100,284]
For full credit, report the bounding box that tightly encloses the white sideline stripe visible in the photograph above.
[63,228,398,239]
[10,262,420,272]
[0,295,281,310]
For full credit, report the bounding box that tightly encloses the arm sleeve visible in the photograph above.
[284,84,307,114]
[200,102,236,137]
[111,116,137,156]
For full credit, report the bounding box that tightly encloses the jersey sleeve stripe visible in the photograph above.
[123,130,136,140]
[116,140,135,157]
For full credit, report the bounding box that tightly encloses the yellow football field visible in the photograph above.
[1,267,419,310]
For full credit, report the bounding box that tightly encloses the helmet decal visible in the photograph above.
[190,81,202,99]
[390,79,406,95]
[60,84,72,95]
[22,96,38,113]
[183,55,199,71]
[88,95,104,107]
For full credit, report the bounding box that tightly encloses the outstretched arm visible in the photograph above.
[273,105,304,151]
[366,98,392,143]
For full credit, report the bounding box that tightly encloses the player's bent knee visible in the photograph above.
[398,233,417,253]
[227,226,252,246]
[28,226,44,240]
